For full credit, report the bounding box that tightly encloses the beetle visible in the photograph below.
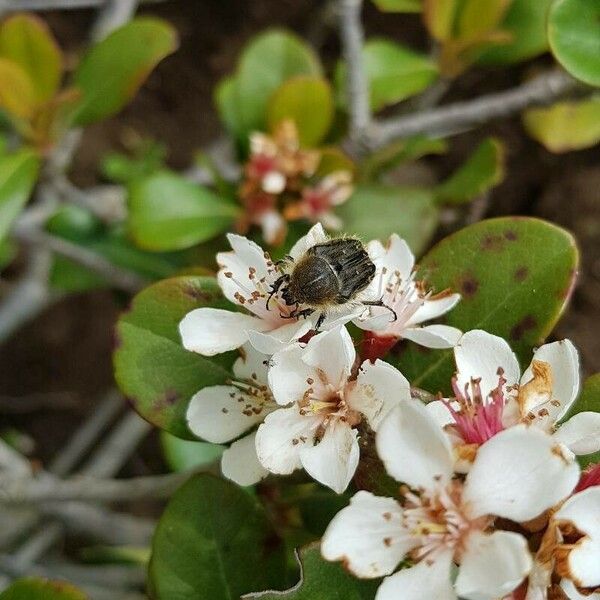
[267,237,395,331]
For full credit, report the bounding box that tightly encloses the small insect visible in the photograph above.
[267,237,396,331]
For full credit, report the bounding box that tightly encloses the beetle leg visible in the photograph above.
[296,308,315,320]
[314,312,326,332]
[363,300,397,322]
[267,274,290,310]
[280,302,300,319]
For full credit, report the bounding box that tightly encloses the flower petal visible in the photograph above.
[301,326,355,390]
[300,421,359,493]
[375,550,456,600]
[371,234,415,282]
[464,424,579,521]
[225,233,270,278]
[561,578,600,599]
[406,293,461,327]
[268,344,325,406]
[180,308,269,356]
[321,490,414,578]
[454,330,521,398]
[232,344,269,384]
[402,325,462,349]
[247,319,313,355]
[186,385,269,444]
[425,399,455,428]
[289,223,328,260]
[221,432,269,487]
[521,339,580,423]
[255,406,319,475]
[554,487,600,588]
[348,359,411,430]
[455,530,532,600]
[554,412,600,455]
[376,401,454,490]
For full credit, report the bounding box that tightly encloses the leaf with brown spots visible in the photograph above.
[113,276,236,439]
[390,217,579,395]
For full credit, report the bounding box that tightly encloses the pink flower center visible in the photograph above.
[575,462,600,493]
[444,370,507,445]
[248,153,279,179]
[301,187,332,216]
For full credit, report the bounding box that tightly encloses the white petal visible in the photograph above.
[454,330,521,398]
[186,385,268,444]
[232,343,269,384]
[455,530,532,600]
[464,424,579,521]
[554,412,600,455]
[288,223,328,260]
[348,359,411,430]
[255,407,319,475]
[179,308,268,356]
[555,487,600,588]
[376,401,454,490]
[221,432,269,486]
[521,339,580,422]
[425,399,455,428]
[375,550,456,600]
[225,233,270,278]
[262,171,286,194]
[561,578,600,599]
[406,293,461,327]
[302,326,355,390]
[247,319,312,355]
[259,209,287,246]
[402,325,462,349]
[321,490,415,578]
[300,422,359,493]
[370,234,415,281]
[268,344,325,406]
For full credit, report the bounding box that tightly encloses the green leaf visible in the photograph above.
[233,29,322,137]
[478,0,553,65]
[127,170,240,251]
[246,543,379,600]
[0,578,88,600]
[434,138,505,204]
[0,150,40,242]
[267,76,334,147]
[113,276,236,439]
[0,14,62,102]
[372,0,421,12]
[336,184,439,255]
[161,431,224,472]
[548,0,600,87]
[0,57,36,120]
[149,474,287,599]
[523,98,600,153]
[214,76,244,145]
[337,39,438,112]
[70,17,178,126]
[391,217,579,395]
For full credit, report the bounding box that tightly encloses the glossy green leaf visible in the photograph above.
[246,543,379,600]
[128,171,240,251]
[423,0,459,41]
[392,218,579,395]
[233,30,321,138]
[70,18,178,126]
[478,0,553,64]
[0,578,88,600]
[336,184,439,255]
[0,14,62,102]
[149,474,287,599]
[523,99,600,153]
[456,0,511,41]
[0,58,36,119]
[372,0,421,11]
[268,76,334,147]
[337,39,438,112]
[548,0,600,87]
[161,431,223,472]
[435,138,505,204]
[0,150,40,242]
[113,276,236,439]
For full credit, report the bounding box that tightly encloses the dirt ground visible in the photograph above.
[0,0,598,470]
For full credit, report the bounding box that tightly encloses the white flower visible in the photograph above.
[322,399,580,600]
[186,344,272,486]
[355,234,462,356]
[180,224,331,356]
[427,330,600,461]
[255,325,411,493]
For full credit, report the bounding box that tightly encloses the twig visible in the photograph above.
[338,0,370,139]
[91,0,139,41]
[369,69,581,148]
[0,469,198,504]
[0,0,164,10]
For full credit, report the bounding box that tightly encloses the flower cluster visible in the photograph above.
[237,119,353,245]
[179,224,600,599]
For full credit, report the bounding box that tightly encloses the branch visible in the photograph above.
[91,0,139,41]
[338,0,370,138]
[0,0,164,10]
[369,69,581,148]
